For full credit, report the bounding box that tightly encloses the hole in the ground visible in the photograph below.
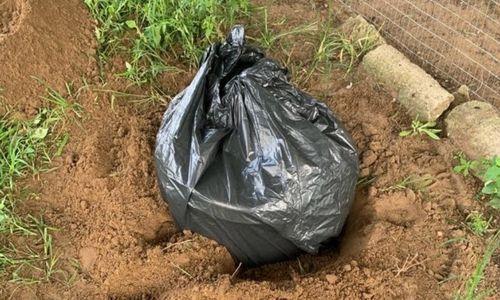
[0,0,26,38]
[474,106,480,109]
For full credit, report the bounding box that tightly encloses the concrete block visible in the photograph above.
[340,15,385,47]
[362,44,454,121]
[446,101,500,160]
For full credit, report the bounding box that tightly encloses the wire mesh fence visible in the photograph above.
[340,0,500,106]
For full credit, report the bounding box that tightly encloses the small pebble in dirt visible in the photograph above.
[117,126,128,138]
[111,237,120,246]
[368,187,377,197]
[325,274,337,284]
[362,150,377,167]
[79,247,98,271]
[362,123,378,136]
[351,260,358,267]
[405,189,416,202]
[437,231,443,237]
[80,200,89,210]
[343,264,352,272]
[360,167,370,178]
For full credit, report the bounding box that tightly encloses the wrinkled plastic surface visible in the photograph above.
[155,26,359,266]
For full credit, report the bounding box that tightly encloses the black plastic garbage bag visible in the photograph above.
[155,26,359,266]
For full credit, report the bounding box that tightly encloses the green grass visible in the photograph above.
[326,31,378,74]
[466,212,491,236]
[91,86,169,110]
[381,174,434,192]
[0,84,80,283]
[399,117,441,140]
[248,7,317,50]
[458,231,499,300]
[84,0,250,84]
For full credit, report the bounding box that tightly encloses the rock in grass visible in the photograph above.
[362,44,454,121]
[446,101,500,160]
[340,15,385,47]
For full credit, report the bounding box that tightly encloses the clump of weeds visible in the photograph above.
[248,7,317,50]
[84,0,251,84]
[465,212,491,236]
[453,152,479,177]
[453,155,500,210]
[399,117,441,140]
[458,231,499,299]
[0,83,81,283]
[302,20,379,83]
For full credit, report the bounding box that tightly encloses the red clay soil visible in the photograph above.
[0,0,498,299]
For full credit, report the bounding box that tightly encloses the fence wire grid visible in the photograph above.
[341,0,500,106]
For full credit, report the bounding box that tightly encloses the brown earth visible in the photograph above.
[0,0,498,299]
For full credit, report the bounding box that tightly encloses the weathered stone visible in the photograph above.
[457,85,470,100]
[362,44,454,121]
[453,85,471,105]
[325,274,338,284]
[340,15,385,47]
[446,101,500,160]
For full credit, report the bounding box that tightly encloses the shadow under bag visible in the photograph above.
[155,26,359,266]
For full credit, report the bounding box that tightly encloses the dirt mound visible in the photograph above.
[0,0,27,36]
[0,0,95,115]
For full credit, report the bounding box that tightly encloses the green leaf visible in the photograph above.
[481,181,497,195]
[31,128,48,140]
[423,129,440,140]
[489,197,500,209]
[483,165,500,181]
[55,133,69,157]
[125,20,137,29]
[424,121,437,128]
[399,130,412,137]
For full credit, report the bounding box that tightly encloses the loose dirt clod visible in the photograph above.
[446,101,500,160]
[362,44,454,121]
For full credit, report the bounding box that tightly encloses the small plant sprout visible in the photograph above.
[466,212,491,236]
[453,152,478,177]
[480,156,500,209]
[399,118,441,140]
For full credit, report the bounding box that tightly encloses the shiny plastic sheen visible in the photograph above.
[155,26,359,266]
